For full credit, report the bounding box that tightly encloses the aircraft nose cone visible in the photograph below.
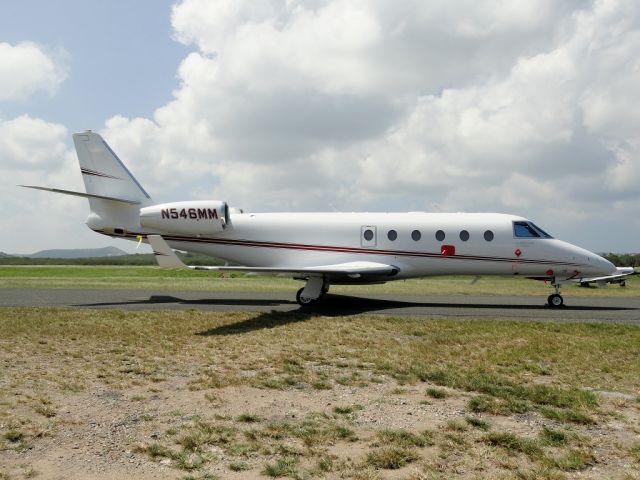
[591,254,615,275]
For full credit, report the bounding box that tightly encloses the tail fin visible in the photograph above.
[74,131,151,205]
[72,131,153,233]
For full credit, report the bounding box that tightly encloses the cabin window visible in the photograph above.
[363,229,374,241]
[484,230,494,241]
[387,230,398,241]
[411,230,421,241]
[459,230,470,241]
[435,230,445,241]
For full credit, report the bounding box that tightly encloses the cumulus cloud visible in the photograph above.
[90,0,639,250]
[0,42,67,102]
[0,115,68,168]
[0,115,104,253]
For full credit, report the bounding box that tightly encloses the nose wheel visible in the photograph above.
[547,293,564,308]
[547,280,565,308]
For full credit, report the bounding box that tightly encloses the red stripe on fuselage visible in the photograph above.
[93,229,587,268]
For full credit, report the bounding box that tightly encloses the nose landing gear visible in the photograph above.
[547,282,564,308]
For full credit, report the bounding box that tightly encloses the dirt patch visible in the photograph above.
[1,308,639,479]
[2,378,640,479]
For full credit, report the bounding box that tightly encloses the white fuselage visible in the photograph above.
[112,211,614,283]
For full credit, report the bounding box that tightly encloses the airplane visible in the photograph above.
[22,130,637,308]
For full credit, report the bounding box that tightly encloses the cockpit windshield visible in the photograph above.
[513,221,553,239]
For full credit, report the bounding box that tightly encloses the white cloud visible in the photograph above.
[0,42,67,102]
[0,115,68,168]
[93,0,639,253]
[9,0,639,253]
[0,115,101,254]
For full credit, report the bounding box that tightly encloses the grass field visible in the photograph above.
[0,267,638,478]
[0,265,638,298]
[1,306,639,479]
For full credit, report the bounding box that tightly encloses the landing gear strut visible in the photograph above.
[547,282,564,308]
[296,277,329,306]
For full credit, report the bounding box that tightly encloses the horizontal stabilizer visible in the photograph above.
[20,185,140,205]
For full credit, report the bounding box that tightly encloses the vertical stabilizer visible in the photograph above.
[73,131,151,204]
[72,131,152,233]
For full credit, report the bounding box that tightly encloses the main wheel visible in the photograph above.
[296,288,316,306]
[547,293,564,308]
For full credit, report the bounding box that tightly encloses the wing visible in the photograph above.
[577,267,637,285]
[147,234,399,281]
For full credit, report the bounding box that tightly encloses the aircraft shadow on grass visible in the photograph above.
[74,294,635,336]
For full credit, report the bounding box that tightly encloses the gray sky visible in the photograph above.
[1,0,639,254]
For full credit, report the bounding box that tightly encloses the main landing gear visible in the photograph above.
[547,282,564,308]
[296,277,329,306]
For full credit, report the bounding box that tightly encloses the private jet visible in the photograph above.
[22,131,636,307]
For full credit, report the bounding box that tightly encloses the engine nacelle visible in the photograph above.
[140,201,228,235]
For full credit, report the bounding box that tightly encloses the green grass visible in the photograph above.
[465,416,491,431]
[143,442,172,459]
[365,446,420,469]
[262,457,300,477]
[539,406,596,425]
[540,427,568,447]
[4,430,23,442]
[333,406,354,415]
[484,432,544,459]
[1,265,638,297]
[236,413,261,423]
[1,308,639,397]
[375,429,433,448]
[546,448,595,471]
[228,461,250,471]
[426,387,448,399]
[629,443,640,463]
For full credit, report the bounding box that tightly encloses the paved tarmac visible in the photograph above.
[1,288,639,324]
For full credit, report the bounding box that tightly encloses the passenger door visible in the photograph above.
[361,225,377,247]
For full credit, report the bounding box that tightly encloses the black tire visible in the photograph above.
[547,293,564,308]
[296,288,316,306]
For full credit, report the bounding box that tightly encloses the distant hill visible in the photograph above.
[0,250,223,266]
[0,252,12,258]
[27,246,128,259]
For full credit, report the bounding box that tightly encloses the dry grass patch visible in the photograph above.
[1,307,639,477]
[373,429,434,448]
[366,445,420,470]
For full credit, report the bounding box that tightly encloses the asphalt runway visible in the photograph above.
[1,288,639,324]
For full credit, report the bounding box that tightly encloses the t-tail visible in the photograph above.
[22,131,153,236]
